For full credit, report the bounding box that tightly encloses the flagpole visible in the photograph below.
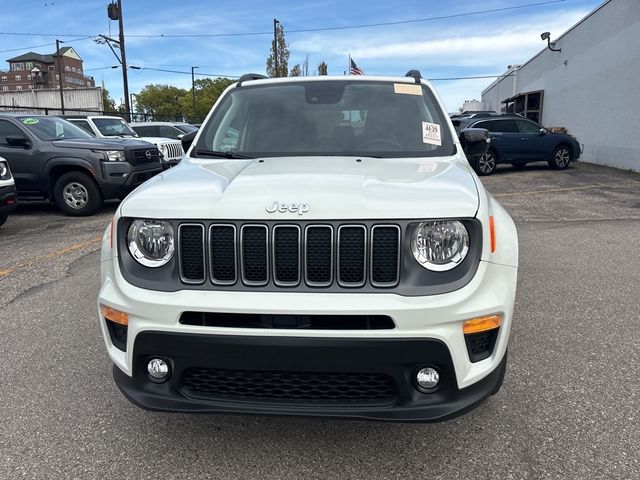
[348,53,350,76]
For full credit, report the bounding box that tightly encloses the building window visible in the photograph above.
[65,65,71,72]
[1,86,7,91]
[26,74,31,80]
[55,74,59,80]
[48,65,55,71]
[25,62,33,70]
[16,85,22,91]
[11,62,24,71]
[1,76,6,82]
[15,75,21,81]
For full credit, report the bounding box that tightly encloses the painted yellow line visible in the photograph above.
[494,185,601,198]
[0,235,102,278]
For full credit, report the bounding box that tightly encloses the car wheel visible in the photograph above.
[549,145,572,170]
[54,171,103,216]
[0,213,7,227]
[476,150,497,176]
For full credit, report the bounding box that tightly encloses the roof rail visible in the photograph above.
[237,73,268,87]
[404,70,422,84]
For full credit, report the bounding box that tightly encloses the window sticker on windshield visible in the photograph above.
[22,118,39,125]
[394,83,422,96]
[422,122,441,146]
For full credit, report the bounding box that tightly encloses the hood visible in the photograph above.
[52,138,157,150]
[121,156,480,220]
[137,136,182,145]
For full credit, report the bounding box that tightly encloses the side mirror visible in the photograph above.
[460,128,490,157]
[5,135,31,148]
[538,128,546,136]
[177,133,184,139]
[181,131,197,152]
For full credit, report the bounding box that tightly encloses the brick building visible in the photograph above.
[0,46,95,92]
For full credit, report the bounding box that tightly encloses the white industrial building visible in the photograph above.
[481,0,640,171]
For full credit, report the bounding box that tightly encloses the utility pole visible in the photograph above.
[56,39,65,114]
[117,0,131,122]
[191,66,199,123]
[273,19,279,77]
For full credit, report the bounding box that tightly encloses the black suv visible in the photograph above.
[453,114,581,175]
[0,115,162,215]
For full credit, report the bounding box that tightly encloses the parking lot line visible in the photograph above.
[494,185,602,198]
[0,236,102,278]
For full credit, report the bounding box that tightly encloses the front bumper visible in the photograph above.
[114,332,507,422]
[99,163,162,199]
[0,184,17,214]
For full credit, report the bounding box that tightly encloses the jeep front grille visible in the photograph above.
[177,222,401,289]
[164,142,184,160]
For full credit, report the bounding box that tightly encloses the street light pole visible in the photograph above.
[56,39,65,114]
[117,0,131,122]
[191,66,199,123]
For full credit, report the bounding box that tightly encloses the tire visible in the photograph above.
[475,149,498,176]
[0,213,7,227]
[490,351,508,396]
[53,171,103,216]
[549,145,572,170]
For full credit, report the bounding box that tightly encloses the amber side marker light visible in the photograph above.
[489,215,496,253]
[463,314,501,335]
[101,305,129,326]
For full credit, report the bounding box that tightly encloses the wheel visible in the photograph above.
[490,351,508,396]
[475,150,497,176]
[549,145,572,170]
[512,163,527,170]
[53,171,103,216]
[0,213,7,227]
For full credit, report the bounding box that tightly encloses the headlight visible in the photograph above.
[127,219,175,267]
[97,150,126,162]
[411,220,469,271]
[0,161,8,178]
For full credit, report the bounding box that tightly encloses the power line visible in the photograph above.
[0,35,94,54]
[0,0,566,39]
[138,67,239,78]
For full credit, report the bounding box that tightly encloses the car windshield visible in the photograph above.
[93,118,137,137]
[195,80,455,158]
[17,116,93,141]
[175,123,198,134]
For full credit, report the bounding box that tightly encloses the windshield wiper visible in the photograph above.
[194,149,254,159]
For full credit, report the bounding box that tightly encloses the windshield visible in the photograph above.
[18,116,93,141]
[93,118,137,137]
[175,123,198,134]
[195,80,455,158]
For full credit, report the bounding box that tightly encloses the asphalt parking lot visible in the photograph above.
[0,161,638,479]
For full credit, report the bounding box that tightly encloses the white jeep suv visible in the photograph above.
[98,72,518,422]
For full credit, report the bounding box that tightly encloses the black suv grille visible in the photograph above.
[129,148,160,165]
[177,222,401,290]
[181,368,399,405]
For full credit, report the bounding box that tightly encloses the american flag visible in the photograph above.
[350,58,364,75]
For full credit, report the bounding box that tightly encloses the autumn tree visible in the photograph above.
[266,22,290,77]
[135,84,187,120]
[289,64,301,77]
[180,77,236,122]
[318,61,328,75]
[102,87,117,113]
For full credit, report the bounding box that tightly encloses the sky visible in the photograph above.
[0,0,603,112]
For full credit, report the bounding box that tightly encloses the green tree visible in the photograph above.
[266,23,290,77]
[318,61,328,75]
[289,64,301,77]
[102,87,117,113]
[135,84,188,120]
[181,77,236,123]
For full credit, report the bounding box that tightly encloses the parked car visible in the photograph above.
[0,156,17,227]
[98,72,518,422]
[129,121,198,140]
[0,114,162,215]
[66,116,184,169]
[453,114,581,175]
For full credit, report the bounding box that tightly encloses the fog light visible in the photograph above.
[416,367,440,391]
[147,358,170,380]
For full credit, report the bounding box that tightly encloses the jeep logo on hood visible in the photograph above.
[266,201,310,215]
